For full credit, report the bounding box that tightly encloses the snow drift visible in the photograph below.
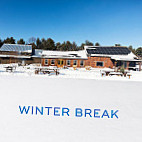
[0,75,142,142]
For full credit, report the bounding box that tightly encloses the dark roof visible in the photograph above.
[0,44,32,53]
[86,46,131,55]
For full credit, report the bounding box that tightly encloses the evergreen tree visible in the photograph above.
[56,42,62,51]
[3,37,15,44]
[0,39,3,47]
[136,47,142,58]
[128,45,136,54]
[72,42,78,51]
[79,43,85,50]
[36,38,42,49]
[46,38,56,50]
[115,44,121,46]
[60,42,67,51]
[41,38,47,50]
[17,38,25,44]
[95,42,100,46]
[85,40,94,46]
[65,41,72,51]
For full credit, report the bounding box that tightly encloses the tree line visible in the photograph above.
[0,37,142,57]
[0,37,100,51]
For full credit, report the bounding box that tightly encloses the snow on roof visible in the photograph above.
[110,52,140,61]
[41,50,88,59]
[32,49,43,58]
[0,44,32,53]
[0,54,31,58]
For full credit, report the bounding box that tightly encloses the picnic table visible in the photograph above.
[101,70,132,78]
[4,66,16,72]
[35,67,59,75]
[101,70,113,76]
[109,72,123,76]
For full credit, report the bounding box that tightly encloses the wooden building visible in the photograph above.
[0,44,42,65]
[0,44,141,70]
[41,50,88,68]
[41,46,140,70]
[0,44,33,64]
[85,46,141,70]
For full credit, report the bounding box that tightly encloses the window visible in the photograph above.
[80,60,84,66]
[73,60,77,65]
[61,60,63,65]
[129,61,136,67]
[123,61,127,68]
[57,60,60,65]
[51,59,55,65]
[45,59,48,65]
[67,60,70,66]
[96,61,104,67]
[58,60,63,65]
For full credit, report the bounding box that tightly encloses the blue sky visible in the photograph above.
[0,0,142,48]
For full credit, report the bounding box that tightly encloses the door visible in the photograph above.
[57,59,64,68]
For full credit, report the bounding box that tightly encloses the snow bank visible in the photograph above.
[0,76,141,142]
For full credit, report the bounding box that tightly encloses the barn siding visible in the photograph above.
[85,56,114,68]
[42,59,86,68]
[42,57,114,68]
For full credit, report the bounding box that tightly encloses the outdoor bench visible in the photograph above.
[109,72,123,76]
[4,66,16,72]
[35,68,59,75]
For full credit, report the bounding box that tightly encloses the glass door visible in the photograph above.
[57,59,64,67]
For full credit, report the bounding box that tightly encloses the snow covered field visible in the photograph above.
[0,64,142,81]
[0,75,142,142]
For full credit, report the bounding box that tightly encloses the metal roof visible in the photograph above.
[86,46,131,55]
[0,44,32,53]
